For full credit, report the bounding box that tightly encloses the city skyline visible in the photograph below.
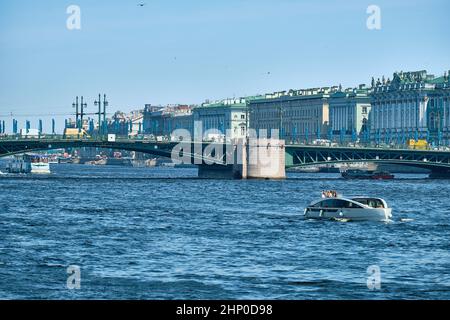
[1,1,449,112]
[1,67,449,135]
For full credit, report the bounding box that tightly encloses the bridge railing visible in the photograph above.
[0,133,171,143]
[286,141,450,152]
[0,134,94,141]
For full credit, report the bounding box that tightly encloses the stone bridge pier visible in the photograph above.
[198,138,286,179]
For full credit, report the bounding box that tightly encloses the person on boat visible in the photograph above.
[322,190,337,198]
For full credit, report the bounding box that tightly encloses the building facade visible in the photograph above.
[248,88,333,143]
[429,74,450,144]
[143,105,167,136]
[193,97,252,141]
[143,104,194,138]
[329,85,371,141]
[108,110,144,136]
[369,70,450,145]
[166,105,194,140]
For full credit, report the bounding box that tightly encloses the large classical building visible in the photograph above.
[328,85,371,141]
[248,87,334,143]
[369,70,450,145]
[140,69,450,146]
[193,97,256,141]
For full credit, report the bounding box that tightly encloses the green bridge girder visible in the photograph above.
[1,137,450,171]
[285,145,450,171]
[0,137,229,165]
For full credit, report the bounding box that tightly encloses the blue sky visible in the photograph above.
[0,0,449,132]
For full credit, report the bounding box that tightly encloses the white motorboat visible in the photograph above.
[304,191,392,221]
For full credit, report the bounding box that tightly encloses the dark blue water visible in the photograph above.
[1,162,450,300]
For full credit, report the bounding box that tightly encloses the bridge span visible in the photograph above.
[0,136,286,179]
[285,145,450,170]
[2,136,450,178]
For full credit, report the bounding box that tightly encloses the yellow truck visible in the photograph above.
[63,128,90,139]
[407,139,428,150]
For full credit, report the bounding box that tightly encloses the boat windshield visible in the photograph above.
[352,198,385,209]
[312,199,363,209]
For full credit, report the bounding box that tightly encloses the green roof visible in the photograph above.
[196,95,265,109]
[429,76,446,84]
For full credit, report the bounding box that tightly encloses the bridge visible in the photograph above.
[0,135,251,178]
[0,136,180,159]
[1,135,450,178]
[285,145,450,178]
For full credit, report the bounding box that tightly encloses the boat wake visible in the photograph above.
[332,218,350,223]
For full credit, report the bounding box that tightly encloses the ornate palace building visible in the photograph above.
[369,70,450,145]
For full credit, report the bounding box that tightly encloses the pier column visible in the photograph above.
[197,138,286,179]
[246,138,286,179]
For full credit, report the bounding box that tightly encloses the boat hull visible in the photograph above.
[304,207,392,222]
[342,170,394,180]
[31,163,51,174]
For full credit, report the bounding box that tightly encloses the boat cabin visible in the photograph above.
[309,197,387,209]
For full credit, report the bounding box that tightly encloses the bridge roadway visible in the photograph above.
[1,135,450,177]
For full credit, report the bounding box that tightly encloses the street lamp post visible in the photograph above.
[72,96,79,129]
[94,94,101,137]
[94,94,108,138]
[103,94,108,135]
[80,96,87,131]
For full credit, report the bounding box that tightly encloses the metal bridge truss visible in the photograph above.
[0,138,231,166]
[286,146,450,170]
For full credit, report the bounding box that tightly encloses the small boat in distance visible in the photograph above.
[341,169,394,180]
[7,154,51,174]
[304,191,392,221]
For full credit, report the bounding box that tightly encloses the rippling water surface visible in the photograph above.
[1,162,450,299]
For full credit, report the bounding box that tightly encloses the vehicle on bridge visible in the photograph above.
[63,128,91,139]
[304,193,392,222]
[311,139,338,147]
[407,139,428,150]
[20,128,40,138]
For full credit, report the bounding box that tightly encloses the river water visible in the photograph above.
[1,163,450,299]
